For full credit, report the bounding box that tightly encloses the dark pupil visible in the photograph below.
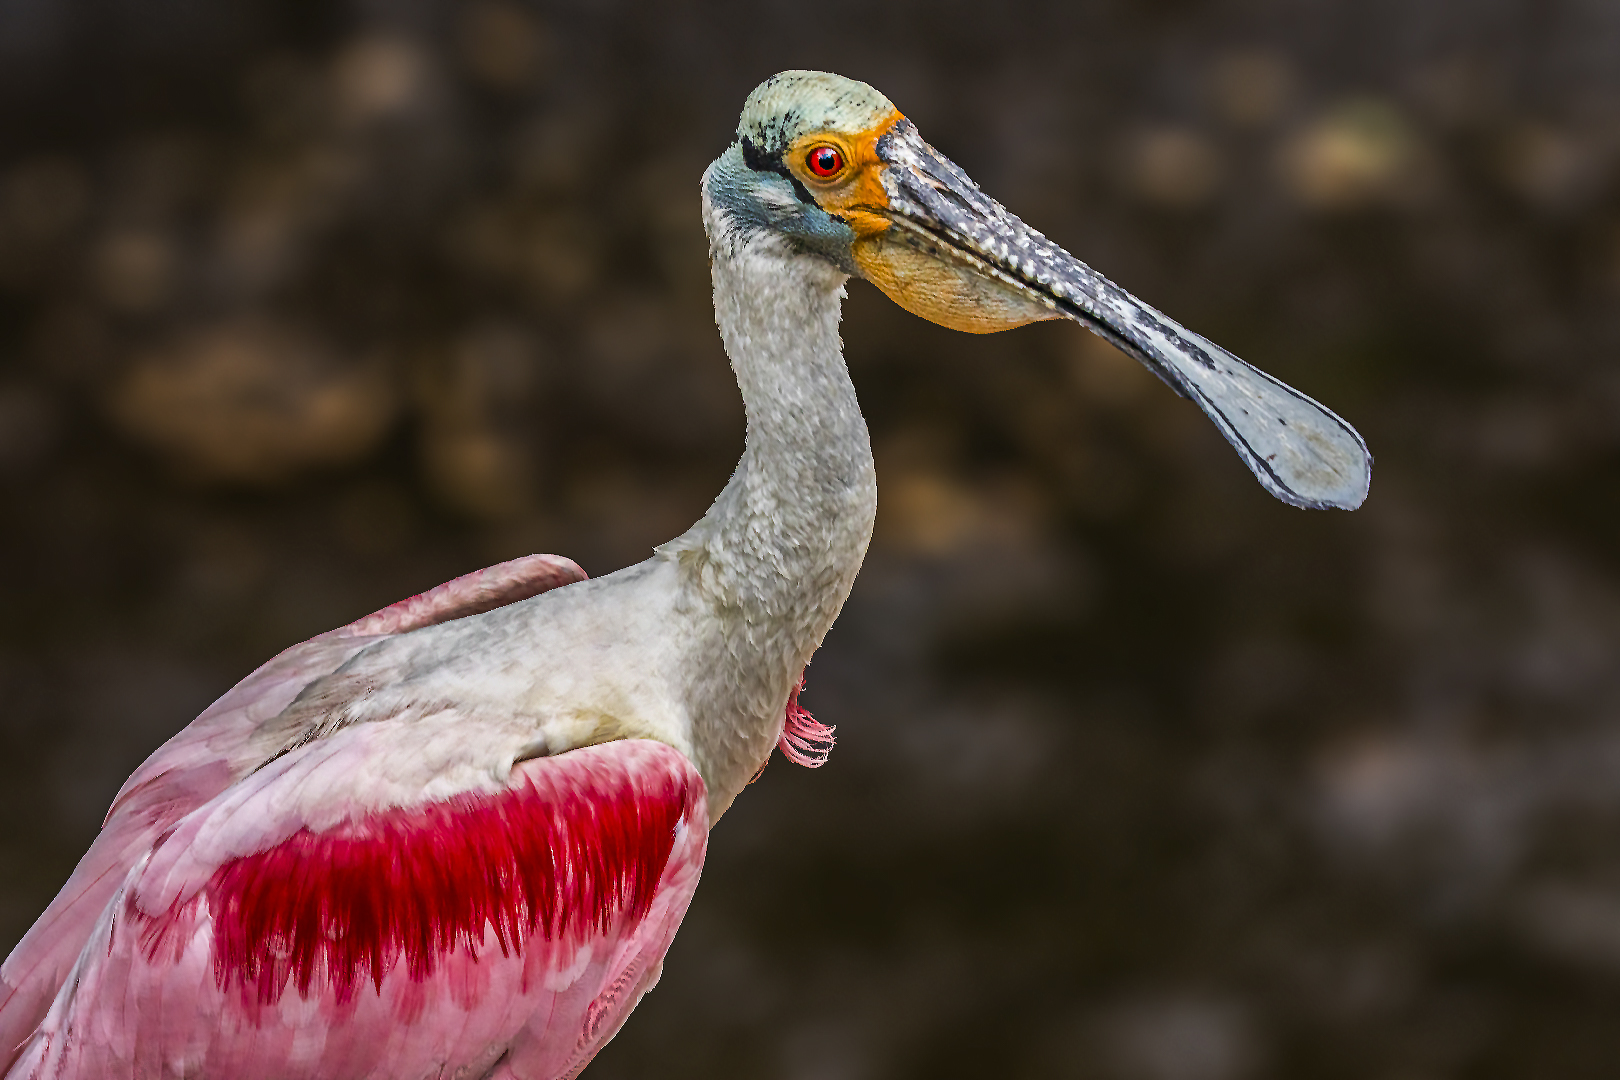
[812,149,838,173]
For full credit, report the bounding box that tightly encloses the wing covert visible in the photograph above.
[12,739,707,1080]
[0,553,589,1074]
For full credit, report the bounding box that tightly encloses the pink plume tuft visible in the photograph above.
[777,675,835,768]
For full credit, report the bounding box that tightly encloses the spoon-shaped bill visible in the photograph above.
[1099,316,1372,511]
[874,119,1372,511]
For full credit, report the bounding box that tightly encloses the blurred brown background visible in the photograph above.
[3,0,1620,1077]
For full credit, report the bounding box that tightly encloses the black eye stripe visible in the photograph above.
[738,136,819,208]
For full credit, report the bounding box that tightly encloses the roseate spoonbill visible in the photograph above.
[0,71,1369,1079]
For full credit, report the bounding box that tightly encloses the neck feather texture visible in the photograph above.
[659,215,877,798]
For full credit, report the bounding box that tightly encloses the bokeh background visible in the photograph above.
[3,1,1620,1077]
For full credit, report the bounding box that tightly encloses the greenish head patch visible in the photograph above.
[738,71,895,156]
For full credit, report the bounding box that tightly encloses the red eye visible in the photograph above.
[806,145,844,178]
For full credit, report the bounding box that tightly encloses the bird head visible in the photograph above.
[704,70,1372,511]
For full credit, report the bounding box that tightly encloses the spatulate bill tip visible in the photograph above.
[1144,330,1373,513]
[1239,417,1372,511]
[1261,469,1370,511]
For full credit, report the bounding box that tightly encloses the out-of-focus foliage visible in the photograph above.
[4,1,1620,1077]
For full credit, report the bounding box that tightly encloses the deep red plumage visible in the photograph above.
[138,764,693,1008]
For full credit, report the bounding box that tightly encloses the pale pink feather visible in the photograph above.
[7,740,705,1080]
[0,554,586,1074]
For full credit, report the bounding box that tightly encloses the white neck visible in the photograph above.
[278,186,879,824]
[658,210,877,799]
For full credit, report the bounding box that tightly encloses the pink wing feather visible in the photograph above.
[0,554,587,1073]
[9,738,706,1080]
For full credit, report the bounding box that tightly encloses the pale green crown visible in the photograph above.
[738,71,895,156]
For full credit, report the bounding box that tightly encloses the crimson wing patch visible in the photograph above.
[139,747,698,1007]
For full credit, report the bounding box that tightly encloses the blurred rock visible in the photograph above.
[1279,98,1426,209]
[887,696,1061,826]
[416,322,542,519]
[0,157,88,286]
[106,135,207,225]
[1152,483,1249,569]
[28,303,111,382]
[1517,884,1620,973]
[877,468,990,556]
[1495,123,1600,211]
[777,1017,872,1080]
[108,321,398,483]
[1463,398,1563,470]
[873,430,1052,560]
[523,212,603,302]
[1607,223,1620,295]
[215,141,369,297]
[51,650,222,831]
[1093,995,1260,1080]
[0,157,88,245]
[215,152,345,296]
[1124,127,1225,209]
[1306,727,1608,907]
[458,1,549,93]
[216,196,300,295]
[1211,51,1295,129]
[421,427,534,520]
[177,523,270,606]
[1412,54,1506,130]
[510,109,605,194]
[332,37,430,126]
[241,54,329,140]
[1501,547,1620,703]
[1315,733,1443,851]
[91,229,176,312]
[334,480,421,555]
[1256,937,1418,1025]
[581,292,674,398]
[0,383,58,474]
[1068,329,1154,409]
[447,202,603,304]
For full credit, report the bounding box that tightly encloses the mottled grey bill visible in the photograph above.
[875,119,1372,511]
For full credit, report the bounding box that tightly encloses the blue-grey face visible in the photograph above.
[702,143,860,274]
[703,70,1374,512]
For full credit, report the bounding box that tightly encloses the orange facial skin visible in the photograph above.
[785,112,1061,335]
[781,109,904,241]
[852,237,1063,334]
